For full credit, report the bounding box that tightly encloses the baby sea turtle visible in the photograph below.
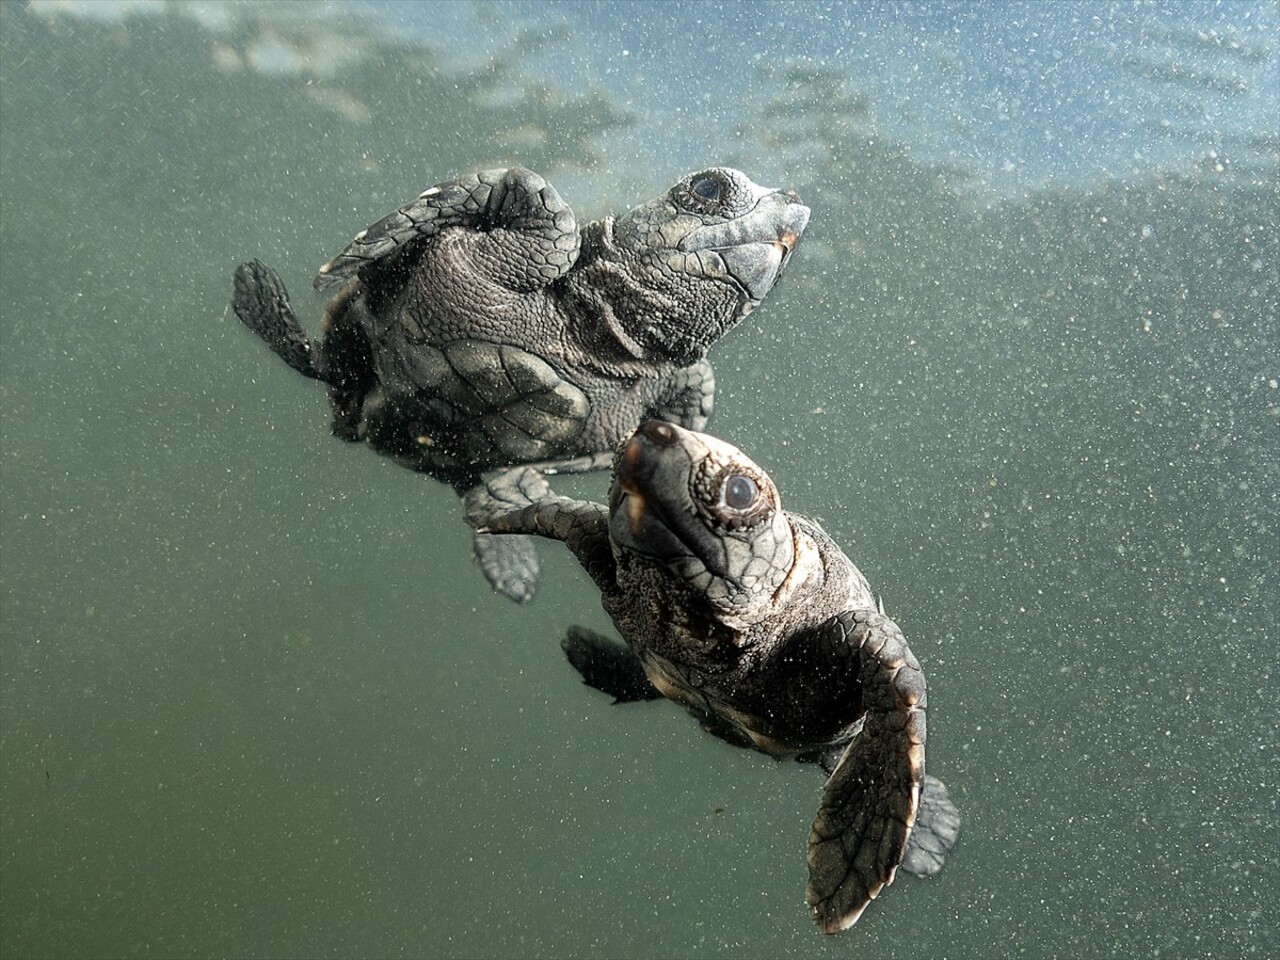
[469,420,960,933]
[232,167,808,602]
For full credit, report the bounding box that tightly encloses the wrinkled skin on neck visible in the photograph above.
[563,168,809,367]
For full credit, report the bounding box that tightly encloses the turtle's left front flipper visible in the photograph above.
[232,260,328,381]
[806,609,930,934]
[313,167,579,295]
[464,467,614,599]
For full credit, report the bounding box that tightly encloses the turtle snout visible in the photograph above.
[637,419,679,447]
[778,194,811,238]
[615,420,679,501]
[614,422,679,538]
[767,193,810,265]
[615,419,691,503]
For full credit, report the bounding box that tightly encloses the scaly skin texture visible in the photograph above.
[468,421,960,934]
[232,167,808,601]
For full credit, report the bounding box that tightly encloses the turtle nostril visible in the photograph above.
[640,419,677,445]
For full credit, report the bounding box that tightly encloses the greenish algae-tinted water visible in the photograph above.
[1,4,1276,958]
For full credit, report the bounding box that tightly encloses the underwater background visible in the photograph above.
[1,1,1276,956]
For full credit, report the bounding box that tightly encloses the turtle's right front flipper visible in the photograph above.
[232,260,327,382]
[806,609,930,934]
[463,468,548,603]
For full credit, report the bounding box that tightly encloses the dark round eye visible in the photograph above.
[690,174,723,204]
[723,474,758,510]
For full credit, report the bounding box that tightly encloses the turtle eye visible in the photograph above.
[723,474,758,510]
[689,174,723,205]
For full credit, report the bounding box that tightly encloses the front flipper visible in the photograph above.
[809,762,959,880]
[314,167,580,294]
[465,466,616,602]
[900,774,961,878]
[806,610,928,934]
[649,358,716,432]
[562,627,661,703]
[232,260,327,381]
[467,475,614,594]
[465,452,618,603]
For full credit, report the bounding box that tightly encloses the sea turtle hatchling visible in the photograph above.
[468,420,961,933]
[232,167,808,602]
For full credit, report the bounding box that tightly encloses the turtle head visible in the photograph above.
[608,420,797,623]
[607,169,810,364]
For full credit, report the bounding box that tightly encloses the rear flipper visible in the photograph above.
[562,627,661,703]
[232,260,326,381]
[466,471,613,599]
[901,775,960,877]
[465,467,554,603]
[473,531,541,605]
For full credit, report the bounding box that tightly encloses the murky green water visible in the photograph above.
[2,3,1276,957]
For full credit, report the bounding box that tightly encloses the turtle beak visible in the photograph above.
[612,420,680,536]
[613,431,647,536]
[772,193,809,268]
[773,229,800,262]
[616,472,648,538]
